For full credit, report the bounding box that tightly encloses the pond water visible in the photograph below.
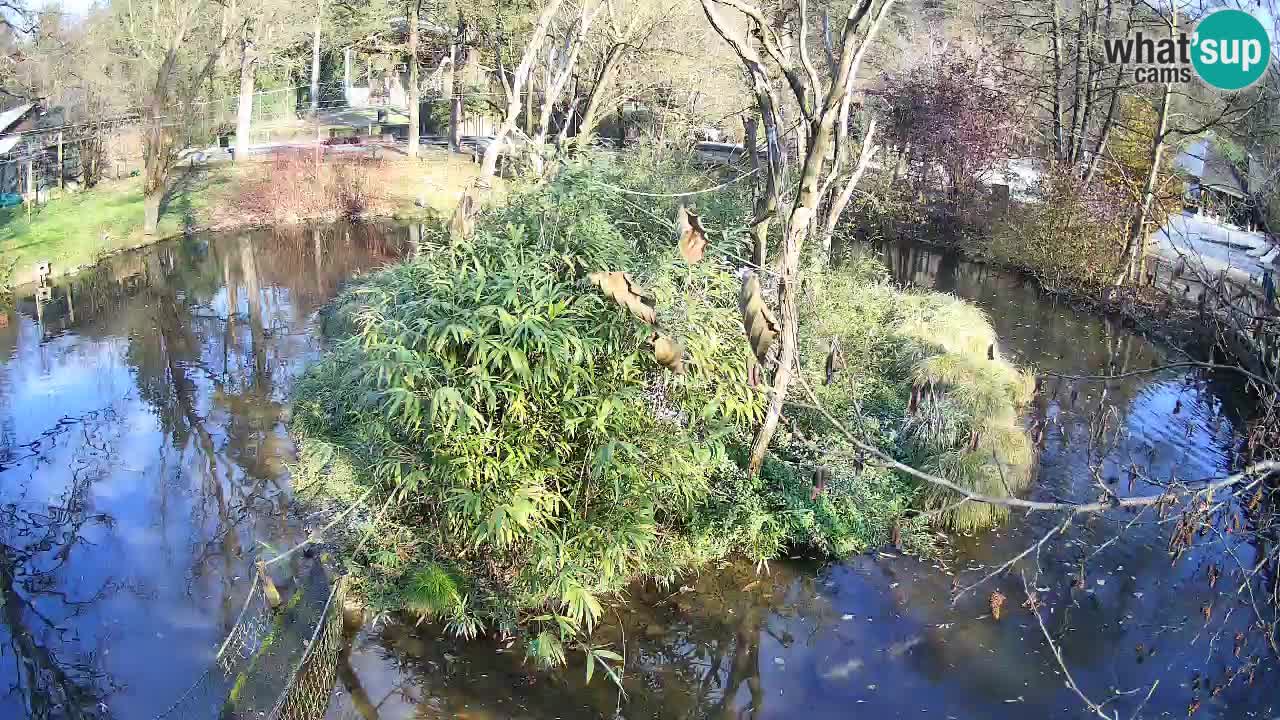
[1,230,1274,720]
[0,224,409,720]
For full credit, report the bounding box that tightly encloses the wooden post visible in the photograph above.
[56,132,63,189]
[26,157,33,213]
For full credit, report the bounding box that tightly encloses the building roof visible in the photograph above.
[0,103,35,157]
[1174,135,1247,198]
[0,103,33,133]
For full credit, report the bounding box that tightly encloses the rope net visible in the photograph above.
[153,562,347,720]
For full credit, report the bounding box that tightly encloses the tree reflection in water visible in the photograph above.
[0,223,407,720]
[1,419,121,720]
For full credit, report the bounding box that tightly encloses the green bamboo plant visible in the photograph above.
[292,154,1037,677]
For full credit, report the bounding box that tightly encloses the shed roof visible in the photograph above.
[1174,135,1247,198]
[0,103,33,133]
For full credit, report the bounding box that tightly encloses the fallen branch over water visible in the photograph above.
[1045,360,1277,393]
[791,372,1280,514]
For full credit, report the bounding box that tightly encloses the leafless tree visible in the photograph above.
[479,0,564,179]
[110,0,242,234]
[702,0,894,475]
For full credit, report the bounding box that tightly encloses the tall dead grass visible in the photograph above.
[233,150,383,225]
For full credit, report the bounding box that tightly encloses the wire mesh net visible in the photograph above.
[267,576,347,720]
[152,562,346,720]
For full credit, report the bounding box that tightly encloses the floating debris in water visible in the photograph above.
[989,591,1006,620]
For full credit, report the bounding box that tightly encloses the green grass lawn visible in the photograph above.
[0,168,233,286]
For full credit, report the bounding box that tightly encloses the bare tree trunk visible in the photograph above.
[480,0,563,179]
[822,120,878,252]
[1082,79,1118,184]
[1066,1,1086,164]
[744,115,772,267]
[1049,0,1066,163]
[448,37,464,151]
[1071,0,1102,165]
[235,28,257,164]
[143,47,181,236]
[310,0,323,116]
[534,13,591,148]
[579,43,624,141]
[143,186,162,236]
[407,0,420,158]
[1115,78,1171,285]
[1083,0,1125,183]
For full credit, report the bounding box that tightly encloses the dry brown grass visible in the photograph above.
[232,151,381,225]
[228,150,486,228]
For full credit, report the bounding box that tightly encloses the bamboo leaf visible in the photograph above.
[508,347,531,379]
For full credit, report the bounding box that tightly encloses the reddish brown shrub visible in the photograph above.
[332,159,377,219]
[233,149,383,225]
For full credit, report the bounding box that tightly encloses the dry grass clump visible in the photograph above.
[233,150,384,225]
[804,264,1036,531]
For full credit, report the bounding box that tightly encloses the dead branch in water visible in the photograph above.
[791,372,1280,515]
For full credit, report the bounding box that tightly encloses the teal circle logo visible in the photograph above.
[1192,9,1271,90]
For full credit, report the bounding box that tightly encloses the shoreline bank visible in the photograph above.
[2,156,482,288]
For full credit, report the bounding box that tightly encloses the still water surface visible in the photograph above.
[0,224,406,719]
[1,230,1274,719]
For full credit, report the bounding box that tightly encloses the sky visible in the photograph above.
[24,0,1280,55]
[36,0,94,19]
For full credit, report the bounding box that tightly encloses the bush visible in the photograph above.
[291,153,1036,669]
[293,155,772,664]
[233,151,382,225]
[830,174,929,247]
[979,167,1129,290]
[879,51,1018,208]
[798,260,1036,531]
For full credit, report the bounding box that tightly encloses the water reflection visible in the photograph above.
[0,223,406,720]
[325,240,1275,720]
